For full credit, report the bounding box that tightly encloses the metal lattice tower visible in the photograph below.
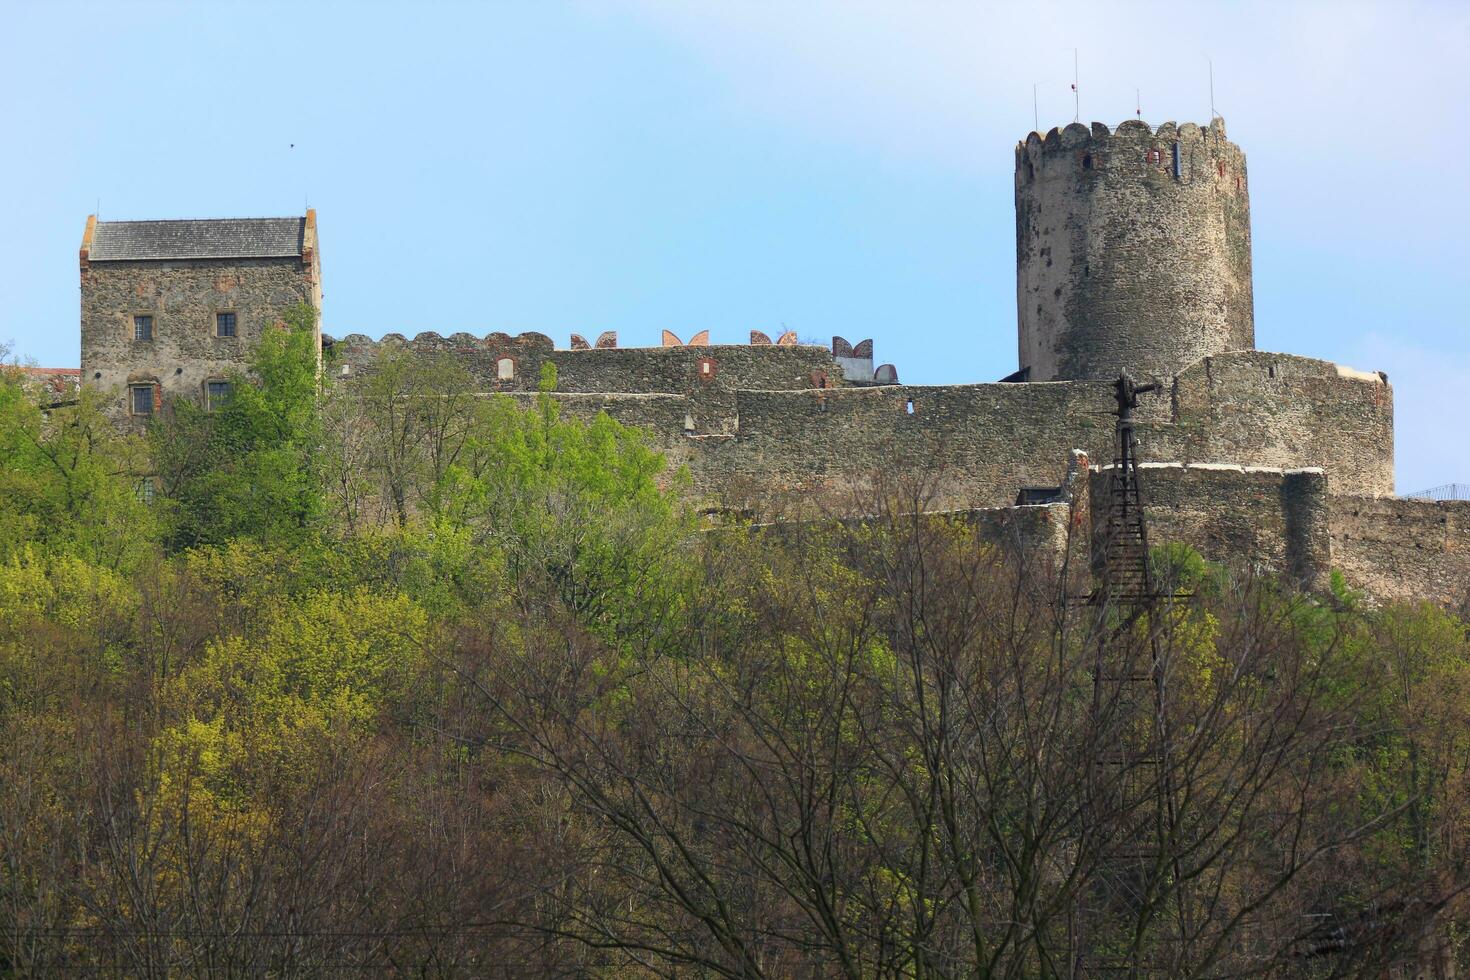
[1076,373,1190,975]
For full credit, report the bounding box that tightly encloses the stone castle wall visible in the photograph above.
[1101,466,1470,606]
[1330,496,1470,606]
[1016,119,1253,382]
[1092,463,1332,589]
[329,332,855,394]
[469,348,1393,509]
[82,256,318,421]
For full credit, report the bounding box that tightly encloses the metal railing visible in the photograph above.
[1403,483,1470,501]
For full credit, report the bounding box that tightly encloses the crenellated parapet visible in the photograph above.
[1016,117,1244,172]
[1015,117,1253,383]
[323,329,901,392]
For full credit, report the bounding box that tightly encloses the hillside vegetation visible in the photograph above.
[2,309,1467,977]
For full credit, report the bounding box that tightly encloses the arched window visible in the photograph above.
[497,357,515,381]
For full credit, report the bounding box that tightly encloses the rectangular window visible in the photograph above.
[130,384,154,416]
[216,312,237,338]
[206,380,232,411]
[133,315,153,341]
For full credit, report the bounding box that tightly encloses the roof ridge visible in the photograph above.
[96,215,306,224]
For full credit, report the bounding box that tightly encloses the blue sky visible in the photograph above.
[3,0,1466,492]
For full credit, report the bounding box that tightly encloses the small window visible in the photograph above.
[905,398,915,415]
[215,312,237,338]
[496,357,515,380]
[130,384,155,416]
[133,315,153,341]
[206,380,233,411]
[1082,154,1093,171]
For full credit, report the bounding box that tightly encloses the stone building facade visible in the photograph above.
[66,118,1466,605]
[79,212,320,423]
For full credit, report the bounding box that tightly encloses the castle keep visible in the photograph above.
[1015,119,1253,382]
[73,118,1470,606]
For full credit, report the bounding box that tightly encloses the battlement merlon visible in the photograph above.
[323,331,898,392]
[1016,117,1239,160]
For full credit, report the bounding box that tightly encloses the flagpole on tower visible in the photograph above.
[1209,58,1216,119]
[1034,82,1039,132]
[1073,48,1080,123]
[1136,88,1142,119]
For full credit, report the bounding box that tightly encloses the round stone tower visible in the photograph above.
[1015,117,1253,382]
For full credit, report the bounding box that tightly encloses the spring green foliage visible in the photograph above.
[1,332,1468,974]
[150,303,324,548]
[0,365,157,570]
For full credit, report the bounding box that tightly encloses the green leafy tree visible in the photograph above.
[0,361,157,570]
[431,363,698,650]
[151,303,324,548]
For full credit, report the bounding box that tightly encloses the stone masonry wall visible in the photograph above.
[329,332,850,395]
[511,347,1390,511]
[82,256,317,422]
[1143,351,1394,496]
[1090,463,1332,589]
[1016,118,1253,382]
[1330,496,1470,606]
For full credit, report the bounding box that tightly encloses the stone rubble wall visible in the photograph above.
[485,348,1391,509]
[1090,463,1332,590]
[81,256,317,423]
[1330,495,1470,606]
[327,332,869,394]
[1016,118,1253,382]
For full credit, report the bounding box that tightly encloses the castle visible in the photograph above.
[68,118,1469,606]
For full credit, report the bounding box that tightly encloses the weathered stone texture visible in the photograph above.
[1092,463,1332,589]
[515,347,1389,512]
[1330,496,1470,605]
[1016,118,1253,382]
[1141,351,1394,497]
[82,256,318,421]
[330,333,848,395]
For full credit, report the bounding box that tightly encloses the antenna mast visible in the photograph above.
[1209,58,1216,119]
[1072,49,1080,123]
[1033,82,1039,132]
[1136,88,1141,119]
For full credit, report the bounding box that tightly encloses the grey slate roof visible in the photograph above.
[89,217,305,261]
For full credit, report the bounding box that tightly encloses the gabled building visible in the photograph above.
[79,211,320,421]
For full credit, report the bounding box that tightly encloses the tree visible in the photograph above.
[151,303,324,549]
[0,360,157,569]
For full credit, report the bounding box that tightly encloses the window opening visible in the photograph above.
[133,315,153,341]
[497,357,515,381]
[130,384,155,416]
[905,398,915,415]
[215,312,237,338]
[1171,142,1182,179]
[206,380,233,411]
